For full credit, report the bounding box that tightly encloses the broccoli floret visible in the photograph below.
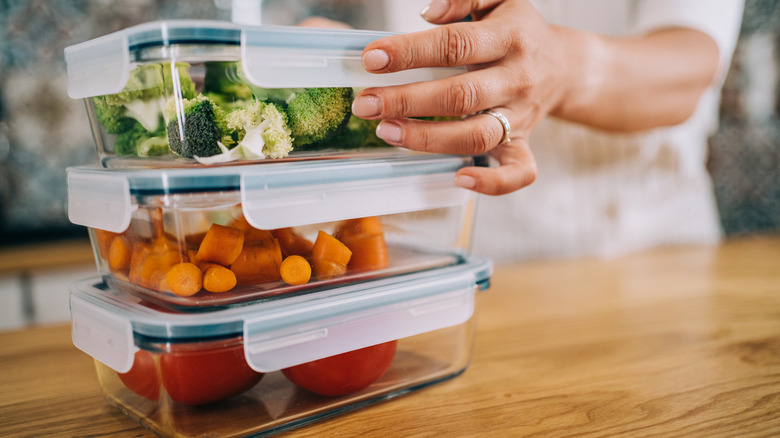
[165,95,224,158]
[112,120,168,157]
[317,115,387,150]
[93,100,136,134]
[204,62,253,110]
[225,100,292,158]
[93,62,196,133]
[284,87,354,148]
[113,122,149,156]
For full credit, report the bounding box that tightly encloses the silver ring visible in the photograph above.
[479,110,511,144]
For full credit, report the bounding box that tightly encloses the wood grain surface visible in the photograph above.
[1,235,779,437]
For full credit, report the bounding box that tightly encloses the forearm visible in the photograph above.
[552,26,720,132]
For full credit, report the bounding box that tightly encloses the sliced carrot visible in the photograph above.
[164,262,203,297]
[203,265,238,293]
[344,233,389,272]
[273,227,314,258]
[128,242,154,285]
[334,217,389,272]
[108,235,132,273]
[196,224,245,266]
[95,229,120,262]
[334,217,384,240]
[311,230,352,280]
[134,250,186,291]
[230,239,283,285]
[230,216,274,242]
[280,255,312,285]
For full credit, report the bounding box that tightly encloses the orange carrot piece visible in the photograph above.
[95,229,120,262]
[203,265,237,293]
[280,255,312,285]
[273,228,314,258]
[164,262,203,297]
[311,231,352,279]
[128,242,154,285]
[108,235,132,273]
[230,239,283,285]
[334,217,384,241]
[133,250,186,291]
[334,217,389,272]
[230,217,274,242]
[345,233,389,272]
[196,224,245,266]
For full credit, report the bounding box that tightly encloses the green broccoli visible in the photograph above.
[93,62,196,134]
[165,95,224,158]
[112,121,168,157]
[284,87,354,148]
[317,115,387,150]
[204,61,254,109]
[226,100,293,158]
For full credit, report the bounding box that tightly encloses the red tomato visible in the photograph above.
[117,350,160,401]
[281,340,397,397]
[160,340,264,405]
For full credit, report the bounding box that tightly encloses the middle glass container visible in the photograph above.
[68,152,479,310]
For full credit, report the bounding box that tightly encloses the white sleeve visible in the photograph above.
[634,0,745,76]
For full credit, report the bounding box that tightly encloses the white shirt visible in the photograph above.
[386,0,745,261]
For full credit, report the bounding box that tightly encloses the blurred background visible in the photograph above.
[0,0,777,330]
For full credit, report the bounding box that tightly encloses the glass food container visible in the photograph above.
[64,20,465,168]
[67,153,481,310]
[70,256,491,437]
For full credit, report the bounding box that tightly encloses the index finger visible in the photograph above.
[362,21,511,73]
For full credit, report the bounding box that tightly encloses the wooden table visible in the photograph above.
[2,236,779,437]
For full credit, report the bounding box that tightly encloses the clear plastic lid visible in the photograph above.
[70,256,492,373]
[67,153,478,232]
[65,20,466,99]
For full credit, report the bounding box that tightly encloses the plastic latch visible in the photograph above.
[65,30,130,99]
[240,28,465,88]
[241,171,474,230]
[243,286,475,372]
[70,294,136,373]
[67,171,134,233]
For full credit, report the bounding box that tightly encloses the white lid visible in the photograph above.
[67,153,477,231]
[70,256,492,373]
[65,20,466,98]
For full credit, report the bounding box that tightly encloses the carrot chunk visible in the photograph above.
[280,255,312,285]
[311,230,352,279]
[108,235,132,273]
[203,265,238,293]
[230,239,283,285]
[230,216,274,242]
[335,217,389,272]
[164,262,203,297]
[273,227,314,258]
[196,224,245,266]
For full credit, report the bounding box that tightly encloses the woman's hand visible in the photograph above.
[353,0,568,195]
[352,0,719,196]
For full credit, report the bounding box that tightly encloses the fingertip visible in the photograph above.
[455,173,476,190]
[362,49,390,71]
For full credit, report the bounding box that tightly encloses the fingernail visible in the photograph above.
[376,121,403,143]
[352,95,382,117]
[362,49,390,71]
[420,0,449,21]
[455,174,476,189]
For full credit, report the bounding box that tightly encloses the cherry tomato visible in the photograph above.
[117,350,160,401]
[160,340,264,405]
[282,340,397,397]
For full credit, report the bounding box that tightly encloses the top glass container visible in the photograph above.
[64,20,465,168]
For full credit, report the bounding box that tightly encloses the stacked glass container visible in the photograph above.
[65,20,491,437]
